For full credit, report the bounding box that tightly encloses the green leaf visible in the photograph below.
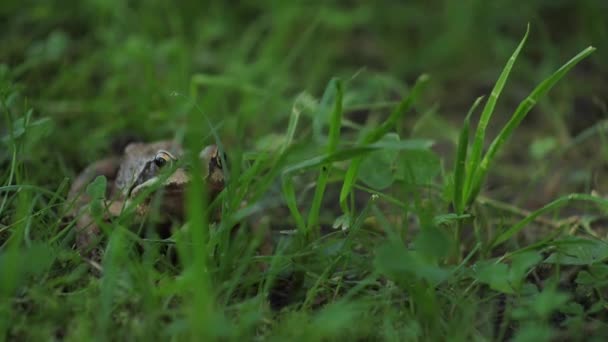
[374,241,450,285]
[512,323,555,342]
[413,226,452,260]
[589,264,608,280]
[358,133,400,190]
[545,237,608,265]
[508,251,542,290]
[311,301,359,339]
[340,74,429,209]
[530,288,570,318]
[474,261,513,294]
[397,149,440,186]
[575,270,596,286]
[1,111,54,147]
[86,175,107,199]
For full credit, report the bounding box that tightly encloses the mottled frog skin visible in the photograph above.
[67,140,225,260]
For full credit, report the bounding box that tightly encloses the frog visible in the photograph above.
[67,140,225,261]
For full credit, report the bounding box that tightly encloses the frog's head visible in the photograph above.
[128,144,225,217]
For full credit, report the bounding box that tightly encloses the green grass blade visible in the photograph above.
[0,186,31,336]
[364,74,429,145]
[327,80,343,154]
[339,74,429,210]
[282,175,306,232]
[468,46,596,203]
[282,148,373,175]
[281,138,431,176]
[453,96,484,214]
[183,98,218,339]
[307,80,343,236]
[306,165,329,238]
[465,25,529,198]
[313,78,340,143]
[492,194,608,248]
[281,96,303,154]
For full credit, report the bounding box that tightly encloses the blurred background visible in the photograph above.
[1,0,607,206]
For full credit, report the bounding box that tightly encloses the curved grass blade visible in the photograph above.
[453,96,484,214]
[467,46,596,204]
[281,175,306,231]
[313,78,341,143]
[307,80,343,236]
[282,139,432,176]
[326,80,344,154]
[465,25,529,200]
[281,95,303,154]
[492,194,608,248]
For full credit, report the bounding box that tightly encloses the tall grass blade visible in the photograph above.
[465,25,529,198]
[467,46,596,203]
[327,80,344,154]
[183,102,219,339]
[282,175,306,231]
[307,80,343,236]
[313,78,340,143]
[281,96,303,153]
[454,96,484,214]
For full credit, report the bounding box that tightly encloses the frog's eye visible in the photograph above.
[213,151,223,169]
[154,150,176,168]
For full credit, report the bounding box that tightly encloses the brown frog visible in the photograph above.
[67,140,225,260]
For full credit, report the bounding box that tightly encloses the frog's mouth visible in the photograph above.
[126,169,190,218]
[129,168,191,199]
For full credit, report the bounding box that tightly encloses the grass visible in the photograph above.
[2,1,608,340]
